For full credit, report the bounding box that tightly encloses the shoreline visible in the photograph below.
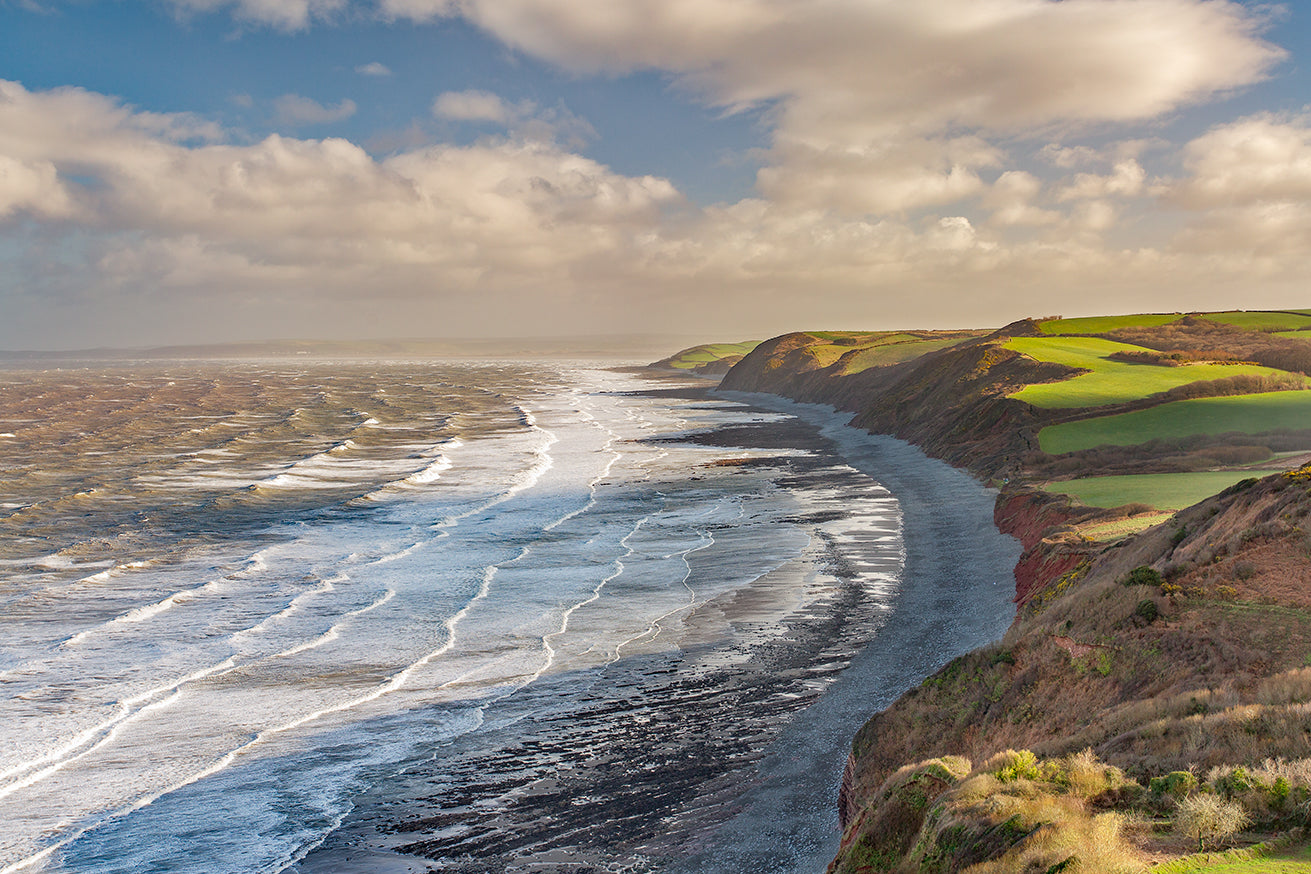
[293,379,1020,873]
[671,392,1020,871]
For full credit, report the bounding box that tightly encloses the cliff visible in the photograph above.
[705,320,1311,871]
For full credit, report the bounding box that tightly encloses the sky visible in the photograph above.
[1,0,1309,349]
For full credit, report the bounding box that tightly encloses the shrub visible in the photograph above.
[1175,793,1250,851]
[1212,766,1254,797]
[1151,771,1198,798]
[1064,749,1122,800]
[1134,599,1161,624]
[1122,566,1164,587]
[987,749,1041,782]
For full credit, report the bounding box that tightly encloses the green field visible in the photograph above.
[664,341,760,369]
[1038,391,1311,454]
[1036,313,1184,335]
[1045,470,1284,510]
[1201,310,1311,332]
[1006,337,1288,408]
[838,336,973,374]
[803,330,890,342]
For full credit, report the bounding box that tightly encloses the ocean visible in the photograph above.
[0,360,1018,873]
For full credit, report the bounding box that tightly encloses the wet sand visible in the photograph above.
[296,387,1021,873]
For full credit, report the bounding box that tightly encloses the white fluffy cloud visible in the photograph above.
[436,0,1280,217]
[0,155,75,219]
[1164,114,1311,260]
[1172,114,1311,207]
[3,0,1308,345]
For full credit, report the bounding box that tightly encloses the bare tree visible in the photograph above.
[1175,794,1250,852]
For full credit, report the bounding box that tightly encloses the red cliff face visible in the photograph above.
[993,489,1099,604]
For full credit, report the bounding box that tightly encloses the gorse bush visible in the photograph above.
[1151,771,1198,798]
[1122,566,1164,587]
[986,749,1040,782]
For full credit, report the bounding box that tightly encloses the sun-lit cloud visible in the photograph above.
[1057,160,1148,202]
[1,0,1306,346]
[1171,113,1311,207]
[1162,113,1311,262]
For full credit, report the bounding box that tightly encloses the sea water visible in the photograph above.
[0,360,1015,873]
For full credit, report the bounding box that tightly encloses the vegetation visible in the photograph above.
[660,340,765,372]
[1200,311,1311,332]
[1175,794,1251,852]
[1045,470,1285,510]
[701,308,1311,874]
[1037,391,1311,454]
[1005,337,1289,409]
[1037,313,1185,335]
[837,336,978,375]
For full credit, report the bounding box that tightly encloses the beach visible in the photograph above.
[1,363,1017,873]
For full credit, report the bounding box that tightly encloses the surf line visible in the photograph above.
[7,400,563,864]
[543,404,622,533]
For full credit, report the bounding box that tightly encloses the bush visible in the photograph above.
[987,749,1041,782]
[1212,766,1254,797]
[1151,771,1198,799]
[1122,566,1164,587]
[1134,599,1161,624]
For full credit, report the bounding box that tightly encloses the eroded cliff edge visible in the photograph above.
[716,324,1311,871]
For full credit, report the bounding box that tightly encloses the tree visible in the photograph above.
[1174,794,1250,852]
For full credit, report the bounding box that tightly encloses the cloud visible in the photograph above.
[274,94,358,126]
[757,135,1000,215]
[432,90,517,123]
[983,170,1060,227]
[431,90,596,148]
[165,0,346,30]
[0,154,76,220]
[1162,114,1311,262]
[1171,113,1311,208]
[4,68,1311,348]
[449,0,1280,128]
[355,62,393,76]
[1057,159,1147,201]
[376,0,457,21]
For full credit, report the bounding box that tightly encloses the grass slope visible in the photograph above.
[1005,337,1286,408]
[837,336,975,375]
[1046,470,1285,510]
[661,341,760,370]
[1201,311,1311,332]
[1039,391,1311,454]
[1037,313,1185,335]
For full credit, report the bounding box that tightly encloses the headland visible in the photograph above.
[669,310,1311,872]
